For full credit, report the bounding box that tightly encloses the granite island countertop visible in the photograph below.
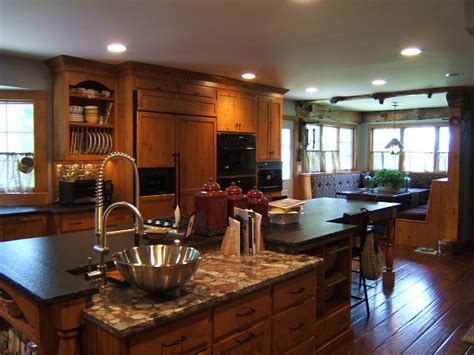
[82,251,323,337]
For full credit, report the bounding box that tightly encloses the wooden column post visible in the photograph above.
[382,208,397,288]
[446,89,474,245]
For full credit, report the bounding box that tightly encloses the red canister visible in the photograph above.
[194,179,228,236]
[225,182,249,217]
[247,186,269,222]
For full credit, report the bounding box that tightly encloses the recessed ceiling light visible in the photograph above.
[107,43,127,53]
[372,79,387,86]
[401,47,423,56]
[306,87,318,93]
[241,73,256,80]
[445,72,464,77]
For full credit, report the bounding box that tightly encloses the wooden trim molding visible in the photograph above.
[0,90,49,205]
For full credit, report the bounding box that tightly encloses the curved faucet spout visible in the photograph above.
[95,152,140,243]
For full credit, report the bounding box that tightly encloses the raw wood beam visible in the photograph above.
[329,86,470,105]
[362,107,449,122]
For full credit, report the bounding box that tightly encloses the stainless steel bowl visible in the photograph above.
[113,245,201,294]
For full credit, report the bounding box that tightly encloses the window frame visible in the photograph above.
[303,121,357,172]
[0,90,48,205]
[368,121,449,172]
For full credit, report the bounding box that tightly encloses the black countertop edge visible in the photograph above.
[0,203,96,217]
[82,263,321,338]
[0,273,97,306]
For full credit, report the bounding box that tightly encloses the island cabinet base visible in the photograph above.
[81,270,318,355]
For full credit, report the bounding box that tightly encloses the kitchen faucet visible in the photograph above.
[86,152,144,287]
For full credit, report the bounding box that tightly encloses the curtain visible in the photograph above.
[303,150,340,173]
[0,153,35,192]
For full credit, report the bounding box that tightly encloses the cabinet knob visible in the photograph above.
[236,333,255,344]
[289,322,304,331]
[289,287,305,295]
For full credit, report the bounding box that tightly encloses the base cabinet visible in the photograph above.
[0,214,48,242]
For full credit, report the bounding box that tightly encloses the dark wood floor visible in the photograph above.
[342,244,474,354]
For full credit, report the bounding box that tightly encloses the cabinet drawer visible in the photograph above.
[272,297,316,354]
[60,212,95,233]
[135,77,178,93]
[178,83,217,99]
[137,89,217,117]
[213,288,271,339]
[273,271,316,313]
[130,312,208,355]
[285,336,315,355]
[314,305,350,349]
[213,320,270,355]
[3,214,48,241]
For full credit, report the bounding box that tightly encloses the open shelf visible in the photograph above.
[0,305,37,343]
[69,93,115,102]
[325,272,347,288]
[69,122,114,129]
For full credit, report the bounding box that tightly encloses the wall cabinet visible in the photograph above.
[0,214,48,242]
[257,97,282,161]
[217,90,257,132]
[47,56,117,161]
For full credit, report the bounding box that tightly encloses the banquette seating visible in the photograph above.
[309,172,362,198]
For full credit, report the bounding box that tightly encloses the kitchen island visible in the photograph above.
[0,198,399,354]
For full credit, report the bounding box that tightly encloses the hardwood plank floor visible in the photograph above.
[339,244,474,354]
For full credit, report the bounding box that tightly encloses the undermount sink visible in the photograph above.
[113,244,201,294]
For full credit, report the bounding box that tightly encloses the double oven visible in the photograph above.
[216,133,283,193]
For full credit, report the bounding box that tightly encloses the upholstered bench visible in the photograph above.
[310,172,362,198]
[397,204,428,221]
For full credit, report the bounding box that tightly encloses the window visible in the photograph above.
[0,90,48,204]
[370,124,449,172]
[0,102,35,190]
[304,123,355,173]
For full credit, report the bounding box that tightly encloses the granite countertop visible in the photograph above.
[82,251,322,337]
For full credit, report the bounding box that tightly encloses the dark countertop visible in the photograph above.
[0,227,222,306]
[83,251,322,337]
[263,198,399,253]
[0,203,96,217]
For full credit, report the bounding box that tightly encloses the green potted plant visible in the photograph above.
[372,169,407,193]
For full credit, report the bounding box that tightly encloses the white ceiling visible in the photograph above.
[1,0,473,111]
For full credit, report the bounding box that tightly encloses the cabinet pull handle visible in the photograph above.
[236,307,256,317]
[154,87,162,90]
[236,332,255,344]
[289,322,304,331]
[162,335,186,347]
[70,221,83,226]
[289,287,305,294]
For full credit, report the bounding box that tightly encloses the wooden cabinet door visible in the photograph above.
[139,194,175,219]
[136,112,175,167]
[257,97,282,161]
[236,94,257,133]
[217,90,237,132]
[175,116,216,214]
[257,97,271,161]
[4,214,48,241]
[269,99,282,160]
[213,321,271,355]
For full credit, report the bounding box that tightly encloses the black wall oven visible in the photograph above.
[257,161,283,192]
[217,133,256,177]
